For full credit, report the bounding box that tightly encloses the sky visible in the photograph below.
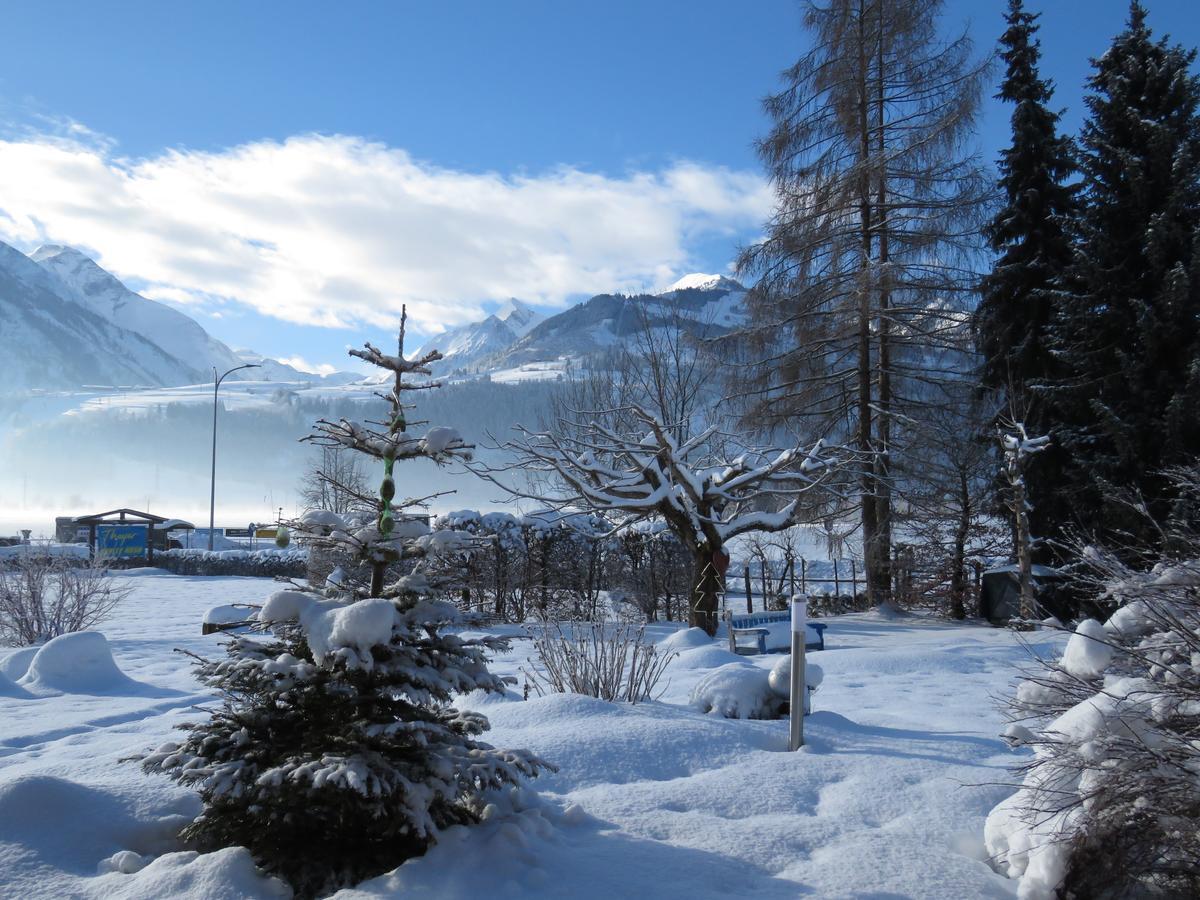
[0,0,1195,374]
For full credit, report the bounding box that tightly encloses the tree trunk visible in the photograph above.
[855,4,884,609]
[950,469,970,620]
[689,550,724,636]
[1014,477,1036,622]
[874,26,894,610]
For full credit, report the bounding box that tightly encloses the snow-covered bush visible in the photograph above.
[0,554,132,646]
[144,315,549,898]
[986,467,1200,899]
[523,619,675,703]
[157,548,307,578]
[688,656,822,720]
[432,508,615,623]
[690,663,784,720]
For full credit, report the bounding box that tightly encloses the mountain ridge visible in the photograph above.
[0,241,355,391]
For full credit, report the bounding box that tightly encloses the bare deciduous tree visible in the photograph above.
[476,403,834,635]
[298,445,375,517]
[733,0,991,608]
[0,554,132,646]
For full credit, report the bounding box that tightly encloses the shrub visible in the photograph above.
[0,554,131,646]
[522,620,675,703]
[986,466,1200,899]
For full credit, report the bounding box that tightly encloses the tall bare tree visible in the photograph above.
[298,445,374,517]
[733,0,991,607]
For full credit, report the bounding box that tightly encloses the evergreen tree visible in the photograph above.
[975,0,1078,558]
[1055,1,1200,544]
[144,311,547,898]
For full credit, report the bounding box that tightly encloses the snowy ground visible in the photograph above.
[0,572,1056,899]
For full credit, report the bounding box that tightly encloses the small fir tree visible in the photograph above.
[144,310,547,898]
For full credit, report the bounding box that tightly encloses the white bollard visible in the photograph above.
[789,594,808,751]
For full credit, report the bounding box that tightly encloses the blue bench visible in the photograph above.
[725,611,827,655]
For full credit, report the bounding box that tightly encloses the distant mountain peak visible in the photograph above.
[495,298,543,337]
[662,273,744,294]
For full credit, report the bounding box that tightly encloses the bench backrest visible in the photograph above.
[728,611,790,630]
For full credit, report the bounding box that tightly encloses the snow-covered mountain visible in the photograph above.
[0,242,204,391]
[32,245,249,379]
[494,299,543,338]
[232,348,361,386]
[401,274,744,383]
[0,242,354,392]
[662,273,744,294]
[409,299,546,376]
[474,274,746,377]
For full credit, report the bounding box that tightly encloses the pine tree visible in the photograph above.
[144,311,547,898]
[1054,1,1200,544]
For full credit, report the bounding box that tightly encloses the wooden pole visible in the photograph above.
[833,559,840,597]
[743,565,753,614]
[800,557,807,594]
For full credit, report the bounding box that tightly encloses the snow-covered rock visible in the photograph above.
[670,645,748,671]
[18,632,141,696]
[0,668,31,698]
[659,627,713,652]
[0,645,40,681]
[767,655,824,698]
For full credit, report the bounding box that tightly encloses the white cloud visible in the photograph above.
[278,356,338,377]
[0,132,770,334]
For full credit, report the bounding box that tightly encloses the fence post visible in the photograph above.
[800,557,807,594]
[850,558,858,601]
[744,565,753,614]
[833,558,840,597]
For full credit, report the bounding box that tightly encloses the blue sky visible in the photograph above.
[0,0,1195,373]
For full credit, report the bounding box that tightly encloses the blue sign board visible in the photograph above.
[96,524,148,559]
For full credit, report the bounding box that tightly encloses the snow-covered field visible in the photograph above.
[0,572,1054,899]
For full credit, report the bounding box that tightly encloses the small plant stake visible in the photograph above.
[789,594,808,750]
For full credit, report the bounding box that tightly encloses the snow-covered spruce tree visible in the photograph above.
[144,311,548,898]
[1052,2,1200,550]
[986,465,1200,899]
[975,0,1078,557]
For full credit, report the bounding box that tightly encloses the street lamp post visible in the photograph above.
[209,364,261,550]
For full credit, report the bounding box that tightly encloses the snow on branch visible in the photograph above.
[348,341,442,377]
[473,402,837,550]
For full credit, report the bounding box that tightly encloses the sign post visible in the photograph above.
[789,594,808,751]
